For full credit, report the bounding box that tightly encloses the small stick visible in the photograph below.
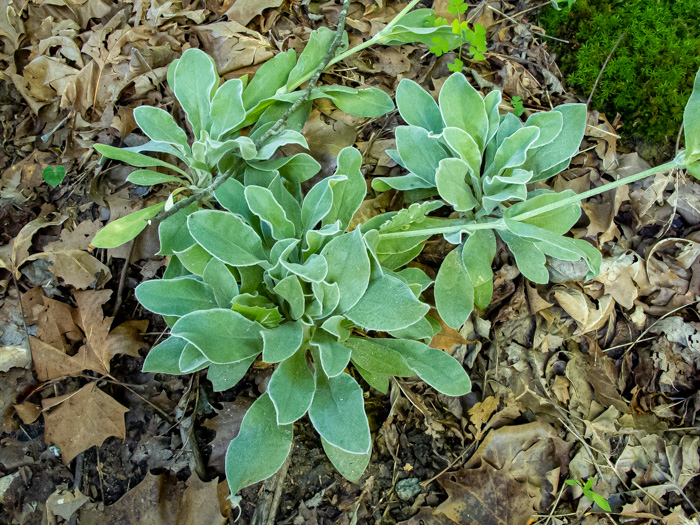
[675,123,685,156]
[67,452,85,525]
[112,239,134,318]
[587,32,626,106]
[265,452,293,525]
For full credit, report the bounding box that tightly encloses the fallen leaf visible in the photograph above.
[13,401,41,424]
[203,398,253,474]
[552,287,614,335]
[28,249,111,289]
[436,461,540,525]
[177,474,228,525]
[224,0,284,26]
[31,290,147,381]
[46,487,90,521]
[1,211,65,277]
[594,251,651,309]
[194,21,274,75]
[101,471,227,525]
[43,382,128,463]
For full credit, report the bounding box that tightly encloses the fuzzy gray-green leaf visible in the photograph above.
[142,336,187,374]
[435,158,478,212]
[188,210,267,267]
[396,126,450,185]
[308,371,370,454]
[396,78,444,134]
[133,106,189,151]
[172,309,263,364]
[245,185,296,240]
[434,248,474,329]
[262,322,304,363]
[225,393,293,495]
[321,229,370,313]
[438,73,488,151]
[322,438,370,483]
[136,277,217,316]
[172,48,218,137]
[345,274,429,331]
[268,348,315,424]
[208,356,256,392]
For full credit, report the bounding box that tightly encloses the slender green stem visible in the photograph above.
[378,218,504,239]
[378,156,684,240]
[513,158,680,222]
[287,0,423,92]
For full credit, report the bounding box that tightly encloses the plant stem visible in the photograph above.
[286,0,423,92]
[378,157,683,240]
[378,218,504,239]
[513,158,680,221]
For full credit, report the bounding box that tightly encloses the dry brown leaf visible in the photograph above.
[436,461,540,525]
[594,251,651,309]
[43,382,128,463]
[101,472,227,525]
[46,487,90,521]
[552,287,614,335]
[585,351,630,413]
[194,21,274,75]
[429,313,472,352]
[35,295,83,350]
[13,401,42,424]
[301,109,359,179]
[31,290,147,381]
[224,0,283,26]
[45,219,102,251]
[399,507,454,525]
[203,398,253,474]
[0,212,65,277]
[27,249,111,289]
[586,110,619,172]
[468,396,498,440]
[177,474,228,525]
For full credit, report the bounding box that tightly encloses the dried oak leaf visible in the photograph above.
[102,471,227,525]
[31,290,147,381]
[203,398,253,474]
[436,461,540,525]
[224,0,283,26]
[43,382,128,463]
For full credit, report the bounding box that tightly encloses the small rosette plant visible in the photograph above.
[373,73,601,328]
[135,147,471,494]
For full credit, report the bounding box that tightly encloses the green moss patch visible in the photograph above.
[539,0,700,143]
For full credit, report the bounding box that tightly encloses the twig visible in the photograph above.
[155,0,351,223]
[265,451,292,525]
[67,452,85,525]
[587,32,626,106]
[675,123,685,156]
[112,239,134,318]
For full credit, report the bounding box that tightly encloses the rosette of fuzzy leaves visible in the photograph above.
[92,46,393,249]
[374,73,600,328]
[135,147,471,494]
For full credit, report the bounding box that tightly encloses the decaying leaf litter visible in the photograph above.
[1,0,699,523]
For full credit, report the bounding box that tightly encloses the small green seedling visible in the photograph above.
[565,478,612,512]
[511,96,525,117]
[42,165,66,188]
[428,0,487,72]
